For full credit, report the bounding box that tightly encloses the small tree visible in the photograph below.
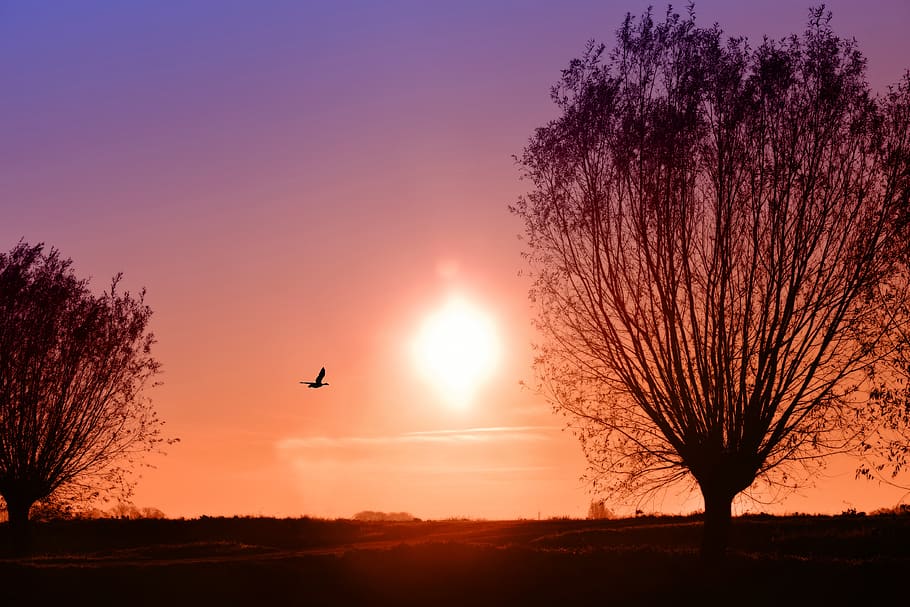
[512,6,910,560]
[0,241,170,551]
[587,499,614,520]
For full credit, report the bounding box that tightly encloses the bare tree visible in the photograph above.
[861,273,910,484]
[0,241,172,551]
[512,6,910,560]
[858,72,910,484]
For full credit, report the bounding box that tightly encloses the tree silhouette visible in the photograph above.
[0,242,171,552]
[512,6,910,561]
[861,256,910,484]
[587,499,614,520]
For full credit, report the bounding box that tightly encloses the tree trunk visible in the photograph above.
[701,487,733,563]
[5,496,34,556]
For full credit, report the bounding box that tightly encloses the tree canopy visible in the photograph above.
[0,241,171,550]
[512,6,910,559]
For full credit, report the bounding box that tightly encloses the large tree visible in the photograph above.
[512,6,910,560]
[0,242,170,551]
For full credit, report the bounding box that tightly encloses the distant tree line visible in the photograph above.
[0,499,166,522]
[352,511,419,522]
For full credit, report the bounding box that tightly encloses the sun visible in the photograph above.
[412,295,501,407]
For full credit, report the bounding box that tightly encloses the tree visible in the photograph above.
[587,499,614,520]
[512,6,910,560]
[0,241,171,552]
[861,253,910,483]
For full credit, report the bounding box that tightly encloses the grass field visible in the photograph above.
[1,512,908,605]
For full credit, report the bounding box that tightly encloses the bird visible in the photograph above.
[300,367,329,388]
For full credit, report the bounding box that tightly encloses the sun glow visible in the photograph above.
[412,295,501,407]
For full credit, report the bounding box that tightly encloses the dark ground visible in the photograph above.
[1,513,908,606]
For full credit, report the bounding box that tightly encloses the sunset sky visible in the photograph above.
[3,0,910,520]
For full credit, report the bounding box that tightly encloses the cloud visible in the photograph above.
[275,425,559,451]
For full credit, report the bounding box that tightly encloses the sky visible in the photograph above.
[2,0,910,520]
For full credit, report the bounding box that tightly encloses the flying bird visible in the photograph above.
[300,367,329,388]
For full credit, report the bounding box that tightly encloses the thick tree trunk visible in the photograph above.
[701,487,733,563]
[5,496,34,556]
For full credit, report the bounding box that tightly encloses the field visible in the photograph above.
[1,513,908,605]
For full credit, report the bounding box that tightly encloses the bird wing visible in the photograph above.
[316,367,326,383]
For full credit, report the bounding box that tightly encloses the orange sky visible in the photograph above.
[3,1,910,519]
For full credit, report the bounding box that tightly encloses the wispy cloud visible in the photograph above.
[275,425,559,451]
[403,425,554,436]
